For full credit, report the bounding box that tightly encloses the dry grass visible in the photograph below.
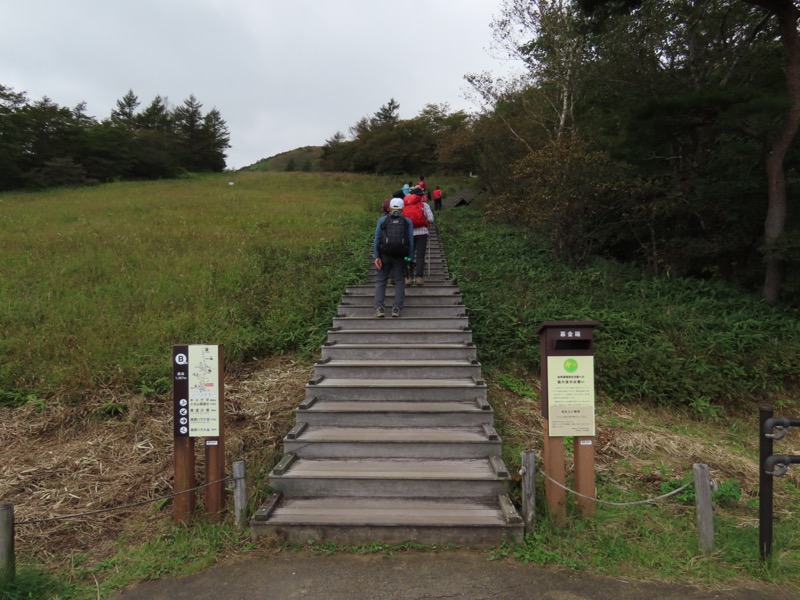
[491,382,800,519]
[0,355,311,569]
[2,357,797,585]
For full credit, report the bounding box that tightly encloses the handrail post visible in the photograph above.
[693,464,714,554]
[233,460,248,529]
[760,405,774,560]
[0,503,14,584]
[521,451,536,533]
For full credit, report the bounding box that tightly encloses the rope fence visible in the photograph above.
[2,461,250,584]
[518,454,715,555]
[532,467,694,507]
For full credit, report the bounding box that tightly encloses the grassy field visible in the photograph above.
[242,146,324,172]
[1,174,799,598]
[0,171,398,405]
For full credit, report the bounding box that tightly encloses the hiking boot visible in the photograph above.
[391,307,401,318]
[405,277,412,286]
[374,306,385,318]
[417,276,424,286]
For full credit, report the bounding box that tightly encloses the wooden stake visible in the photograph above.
[204,345,226,521]
[574,436,596,517]
[233,460,248,529]
[173,436,196,522]
[693,463,715,554]
[521,451,536,533]
[0,504,14,584]
[543,419,566,524]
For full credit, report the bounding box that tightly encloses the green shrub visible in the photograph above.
[441,207,800,413]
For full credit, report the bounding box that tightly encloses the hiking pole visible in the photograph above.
[424,223,430,280]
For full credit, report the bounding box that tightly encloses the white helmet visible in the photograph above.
[389,199,404,212]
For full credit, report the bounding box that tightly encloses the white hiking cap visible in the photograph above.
[389,199,404,211]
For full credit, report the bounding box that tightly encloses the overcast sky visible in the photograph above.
[2,0,516,170]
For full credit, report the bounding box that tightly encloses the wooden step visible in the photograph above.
[345,284,460,296]
[305,377,486,401]
[326,328,473,345]
[341,295,464,306]
[296,399,492,426]
[320,342,477,361]
[251,495,524,546]
[268,457,511,497]
[283,425,501,458]
[313,359,482,380]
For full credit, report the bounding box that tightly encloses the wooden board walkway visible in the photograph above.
[250,203,523,545]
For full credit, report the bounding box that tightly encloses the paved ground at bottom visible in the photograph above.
[112,550,798,600]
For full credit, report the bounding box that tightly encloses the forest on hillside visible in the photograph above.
[0,87,230,189]
[322,0,800,305]
[3,1,798,305]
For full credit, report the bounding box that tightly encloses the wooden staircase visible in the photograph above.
[250,221,524,546]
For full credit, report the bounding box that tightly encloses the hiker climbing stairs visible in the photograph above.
[250,218,524,545]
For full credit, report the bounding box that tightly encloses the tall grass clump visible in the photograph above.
[440,206,800,415]
[0,172,395,404]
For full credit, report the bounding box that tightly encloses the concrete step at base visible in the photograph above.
[296,399,492,426]
[284,425,500,458]
[269,457,511,497]
[251,495,524,546]
[326,328,472,345]
[320,342,477,361]
[313,360,482,380]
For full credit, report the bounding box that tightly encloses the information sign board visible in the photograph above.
[173,345,221,437]
[546,355,596,437]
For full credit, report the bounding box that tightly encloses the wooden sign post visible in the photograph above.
[204,344,225,521]
[173,344,225,523]
[537,321,599,522]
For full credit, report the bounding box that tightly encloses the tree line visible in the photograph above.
[322,0,799,305]
[0,86,230,190]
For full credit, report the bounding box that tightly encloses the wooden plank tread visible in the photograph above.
[267,497,508,527]
[292,427,489,443]
[309,378,484,388]
[279,458,497,479]
[319,360,477,367]
[300,401,482,413]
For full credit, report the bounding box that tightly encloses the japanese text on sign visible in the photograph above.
[173,345,221,438]
[547,355,595,437]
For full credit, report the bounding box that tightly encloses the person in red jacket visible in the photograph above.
[432,186,443,211]
[402,187,435,286]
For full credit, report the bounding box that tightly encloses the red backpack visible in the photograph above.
[403,194,428,228]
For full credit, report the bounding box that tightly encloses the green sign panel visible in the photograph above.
[547,355,595,436]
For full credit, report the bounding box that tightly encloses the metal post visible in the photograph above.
[233,460,248,529]
[0,504,14,584]
[693,463,714,554]
[759,405,774,560]
[521,451,536,533]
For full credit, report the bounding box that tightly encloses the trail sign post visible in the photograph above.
[173,344,225,522]
[537,321,600,522]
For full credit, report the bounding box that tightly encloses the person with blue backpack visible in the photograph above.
[373,198,414,318]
